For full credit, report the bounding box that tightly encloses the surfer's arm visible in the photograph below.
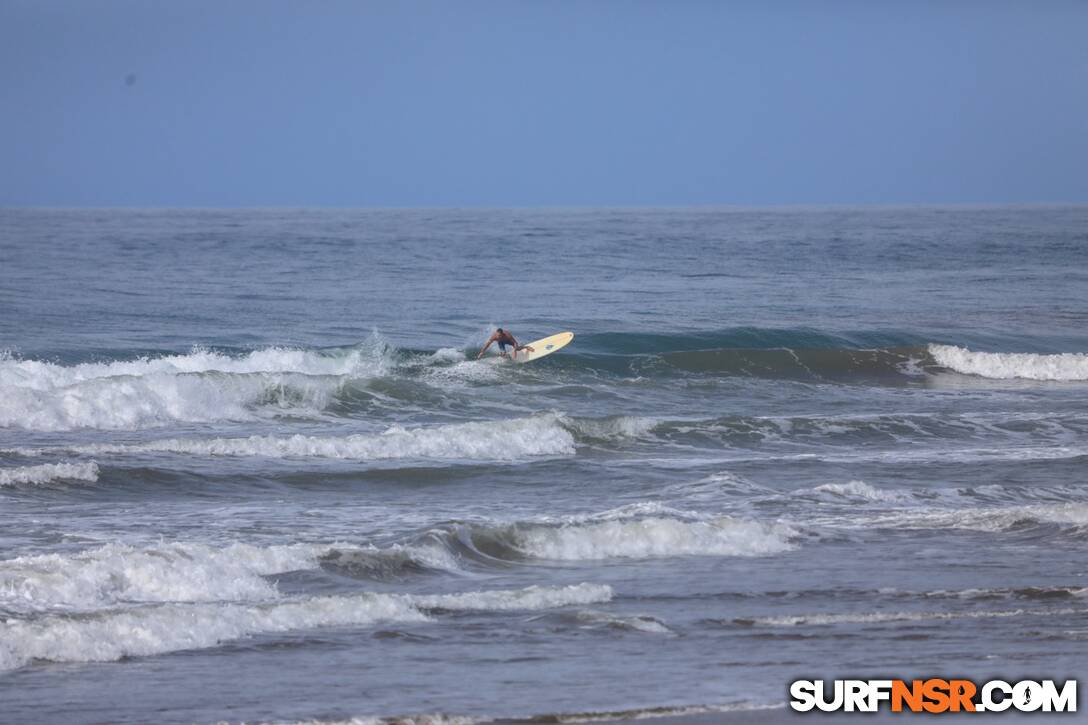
[476,338,494,359]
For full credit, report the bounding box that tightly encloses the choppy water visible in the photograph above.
[1,206,1086,724]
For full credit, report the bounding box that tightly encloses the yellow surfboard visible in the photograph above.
[511,331,574,364]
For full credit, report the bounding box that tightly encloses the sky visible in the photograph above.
[1,1,1087,207]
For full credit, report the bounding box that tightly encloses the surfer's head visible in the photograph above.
[496,328,503,334]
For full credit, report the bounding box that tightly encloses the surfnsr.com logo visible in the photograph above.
[790,679,1077,713]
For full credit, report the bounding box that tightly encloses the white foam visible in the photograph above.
[536,502,706,525]
[929,344,1088,381]
[0,461,99,486]
[567,415,658,440]
[0,583,611,670]
[716,444,1088,466]
[428,348,467,363]
[510,516,795,560]
[0,344,391,390]
[803,480,910,503]
[0,592,425,671]
[0,342,393,431]
[0,541,324,613]
[21,415,577,462]
[852,502,1088,533]
[422,358,502,385]
[409,583,613,612]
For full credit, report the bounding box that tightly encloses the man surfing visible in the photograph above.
[476,328,534,360]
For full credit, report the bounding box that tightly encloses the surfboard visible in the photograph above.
[510,331,574,364]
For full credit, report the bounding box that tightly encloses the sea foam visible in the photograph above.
[0,343,393,431]
[0,541,325,613]
[480,514,795,561]
[929,344,1088,381]
[0,461,99,486]
[0,583,611,670]
[737,607,1082,627]
[23,415,577,462]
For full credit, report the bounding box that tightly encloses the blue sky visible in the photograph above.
[2,1,1086,206]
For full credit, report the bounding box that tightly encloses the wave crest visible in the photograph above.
[442,509,796,562]
[0,583,611,671]
[929,344,1088,381]
[24,415,576,462]
[0,462,99,487]
[0,340,394,431]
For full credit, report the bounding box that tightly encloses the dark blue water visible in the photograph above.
[1,206,1086,724]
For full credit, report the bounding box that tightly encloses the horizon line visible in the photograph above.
[3,200,1087,212]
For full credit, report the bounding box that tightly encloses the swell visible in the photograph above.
[10,410,1087,468]
[3,332,1085,432]
[0,582,611,671]
[0,506,794,617]
[8,415,577,462]
[0,461,99,487]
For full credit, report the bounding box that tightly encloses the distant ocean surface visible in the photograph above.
[1,206,1086,724]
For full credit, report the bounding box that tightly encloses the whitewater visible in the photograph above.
[1,206,1086,724]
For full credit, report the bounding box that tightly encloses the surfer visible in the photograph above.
[476,328,534,360]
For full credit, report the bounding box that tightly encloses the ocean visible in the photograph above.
[0,206,1085,723]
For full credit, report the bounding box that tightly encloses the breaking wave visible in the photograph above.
[4,333,1084,434]
[0,341,395,431]
[438,506,796,562]
[0,461,99,487]
[18,415,577,462]
[0,541,325,614]
[19,410,1085,464]
[0,583,611,671]
[730,607,1084,627]
[928,344,1088,381]
[856,502,1088,535]
[797,480,911,503]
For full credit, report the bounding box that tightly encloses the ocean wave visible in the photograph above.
[659,346,927,381]
[509,518,794,560]
[921,586,1087,601]
[0,583,611,670]
[22,415,576,462]
[0,340,394,431]
[713,443,1088,466]
[929,344,1088,381]
[6,336,1083,433]
[527,609,675,635]
[843,502,1088,536]
[0,538,480,616]
[635,410,1088,451]
[0,343,393,389]
[731,607,1084,627]
[0,461,99,487]
[563,415,659,442]
[0,541,325,614]
[576,328,924,355]
[443,509,796,562]
[319,544,461,582]
[796,480,912,503]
